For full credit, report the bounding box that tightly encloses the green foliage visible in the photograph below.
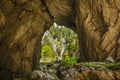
[41,23,79,62]
[105,62,120,69]
[41,45,56,58]
[60,58,77,68]
[63,50,70,60]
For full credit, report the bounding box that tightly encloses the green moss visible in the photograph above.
[60,58,77,68]
[38,62,53,66]
[105,62,120,69]
[75,62,120,69]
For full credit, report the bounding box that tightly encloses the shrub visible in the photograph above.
[41,45,56,59]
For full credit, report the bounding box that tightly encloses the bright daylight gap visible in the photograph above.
[40,23,79,63]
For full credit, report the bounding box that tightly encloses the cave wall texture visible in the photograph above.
[0,0,120,79]
[76,0,120,62]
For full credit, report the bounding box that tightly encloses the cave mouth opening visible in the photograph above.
[40,23,79,63]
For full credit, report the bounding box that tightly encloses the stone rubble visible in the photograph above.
[29,63,120,80]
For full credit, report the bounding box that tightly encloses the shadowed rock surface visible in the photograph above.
[0,0,120,79]
[75,0,120,61]
[0,0,52,79]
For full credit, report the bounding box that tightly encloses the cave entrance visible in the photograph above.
[40,23,79,63]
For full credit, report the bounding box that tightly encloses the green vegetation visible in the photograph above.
[74,62,120,69]
[40,23,120,69]
[60,58,77,68]
[41,45,56,62]
[80,62,106,68]
[105,62,120,69]
[41,23,79,62]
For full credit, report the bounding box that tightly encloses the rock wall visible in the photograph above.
[43,0,76,31]
[0,0,52,79]
[0,0,120,79]
[75,0,120,61]
[43,0,120,62]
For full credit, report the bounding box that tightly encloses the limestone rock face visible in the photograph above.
[0,0,120,79]
[43,0,76,30]
[0,0,52,78]
[75,0,120,61]
[43,0,120,62]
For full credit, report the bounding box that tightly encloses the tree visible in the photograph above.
[41,24,79,60]
[41,45,56,62]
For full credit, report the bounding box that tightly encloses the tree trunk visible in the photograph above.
[75,0,120,61]
[0,0,52,79]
